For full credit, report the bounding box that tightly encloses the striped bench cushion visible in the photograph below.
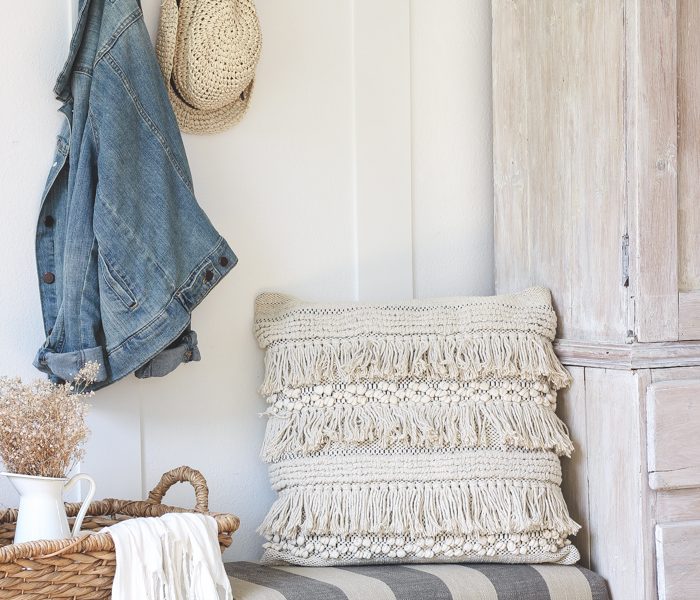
[226,562,609,600]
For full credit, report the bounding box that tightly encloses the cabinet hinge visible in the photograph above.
[621,233,630,287]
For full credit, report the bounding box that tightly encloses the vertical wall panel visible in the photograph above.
[0,3,68,381]
[0,2,72,506]
[81,393,143,500]
[411,0,494,299]
[353,0,414,302]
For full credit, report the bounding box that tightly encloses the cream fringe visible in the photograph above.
[262,401,573,461]
[260,333,571,396]
[259,481,580,539]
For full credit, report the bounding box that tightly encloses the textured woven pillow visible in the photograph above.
[254,287,580,566]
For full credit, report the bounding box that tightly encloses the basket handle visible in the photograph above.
[147,466,209,512]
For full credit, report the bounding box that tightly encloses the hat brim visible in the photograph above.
[168,78,255,135]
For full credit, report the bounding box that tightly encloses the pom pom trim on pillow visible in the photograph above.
[255,287,580,566]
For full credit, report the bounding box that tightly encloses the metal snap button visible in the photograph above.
[204,270,214,282]
[43,272,56,284]
[44,215,55,227]
[219,256,229,267]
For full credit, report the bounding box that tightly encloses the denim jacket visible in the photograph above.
[34,0,237,388]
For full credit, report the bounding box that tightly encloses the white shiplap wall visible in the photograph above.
[0,0,493,559]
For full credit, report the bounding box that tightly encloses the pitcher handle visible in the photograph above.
[64,474,96,537]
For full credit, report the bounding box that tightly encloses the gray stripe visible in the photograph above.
[576,567,610,600]
[225,562,349,600]
[339,565,452,600]
[466,565,551,600]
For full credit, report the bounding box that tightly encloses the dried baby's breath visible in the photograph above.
[0,363,96,478]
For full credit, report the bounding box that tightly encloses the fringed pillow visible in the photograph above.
[254,287,580,566]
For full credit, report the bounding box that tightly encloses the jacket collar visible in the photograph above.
[54,0,94,101]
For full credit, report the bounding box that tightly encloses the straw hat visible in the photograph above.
[156,0,262,135]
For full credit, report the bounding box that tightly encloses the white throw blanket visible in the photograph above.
[109,513,233,600]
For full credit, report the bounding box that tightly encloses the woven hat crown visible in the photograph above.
[174,0,261,110]
[157,0,262,134]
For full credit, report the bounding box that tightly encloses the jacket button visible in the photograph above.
[204,270,214,282]
[43,272,56,284]
[219,256,229,267]
[44,215,55,227]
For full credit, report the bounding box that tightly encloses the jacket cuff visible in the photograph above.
[134,328,201,379]
[33,345,108,384]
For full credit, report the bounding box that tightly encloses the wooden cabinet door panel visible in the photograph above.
[647,379,700,490]
[656,521,700,600]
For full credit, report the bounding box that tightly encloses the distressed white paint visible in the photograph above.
[0,0,493,559]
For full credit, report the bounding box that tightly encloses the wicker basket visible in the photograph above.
[0,466,239,599]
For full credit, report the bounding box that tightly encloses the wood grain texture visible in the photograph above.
[652,365,700,383]
[679,291,700,340]
[677,0,700,294]
[555,339,700,369]
[647,379,700,490]
[656,521,700,600]
[638,369,659,600]
[492,0,627,342]
[556,366,590,568]
[657,489,700,523]
[492,3,700,595]
[584,368,651,599]
[627,0,679,342]
[492,0,531,295]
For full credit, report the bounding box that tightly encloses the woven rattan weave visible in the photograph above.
[0,466,239,599]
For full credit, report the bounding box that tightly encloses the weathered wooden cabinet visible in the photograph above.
[493,1,700,599]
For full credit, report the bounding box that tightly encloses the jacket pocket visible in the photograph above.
[98,251,138,310]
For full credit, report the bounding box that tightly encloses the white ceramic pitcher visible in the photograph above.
[3,472,96,544]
